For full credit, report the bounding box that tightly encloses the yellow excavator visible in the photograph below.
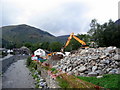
[61,33,89,53]
[46,33,88,59]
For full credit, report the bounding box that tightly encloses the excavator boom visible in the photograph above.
[61,33,88,52]
[72,35,86,45]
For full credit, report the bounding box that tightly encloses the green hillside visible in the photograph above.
[1,24,63,48]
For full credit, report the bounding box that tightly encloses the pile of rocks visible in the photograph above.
[31,69,49,88]
[53,46,120,77]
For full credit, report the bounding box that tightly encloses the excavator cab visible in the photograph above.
[81,45,89,49]
[60,47,65,54]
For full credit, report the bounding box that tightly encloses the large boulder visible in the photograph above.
[88,72,97,76]
[92,66,97,72]
[113,54,120,60]
[78,66,86,72]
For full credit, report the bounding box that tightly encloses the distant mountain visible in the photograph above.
[57,35,69,43]
[1,24,59,47]
[115,19,120,25]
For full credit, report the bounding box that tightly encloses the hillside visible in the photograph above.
[115,19,120,25]
[57,35,69,43]
[1,24,60,47]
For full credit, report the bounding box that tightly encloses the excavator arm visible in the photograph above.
[61,33,88,52]
[61,33,73,52]
[72,35,86,45]
[63,33,73,48]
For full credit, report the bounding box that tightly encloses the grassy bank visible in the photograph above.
[77,74,120,89]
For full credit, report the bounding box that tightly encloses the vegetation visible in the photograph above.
[2,19,120,52]
[48,42,63,52]
[77,74,120,89]
[87,19,120,48]
[26,56,32,67]
[56,76,70,88]
[51,68,56,72]
[1,51,7,58]
[26,57,37,70]
[1,24,58,49]
[26,57,43,88]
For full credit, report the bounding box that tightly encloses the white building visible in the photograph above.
[34,49,46,57]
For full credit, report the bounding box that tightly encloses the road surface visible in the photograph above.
[2,59,35,88]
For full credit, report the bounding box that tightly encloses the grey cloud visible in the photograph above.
[1,0,25,26]
[28,1,90,36]
[1,1,91,36]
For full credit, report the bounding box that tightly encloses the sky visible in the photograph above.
[0,0,119,36]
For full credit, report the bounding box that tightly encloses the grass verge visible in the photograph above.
[76,74,120,89]
[56,76,70,88]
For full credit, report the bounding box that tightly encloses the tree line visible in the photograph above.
[87,19,120,47]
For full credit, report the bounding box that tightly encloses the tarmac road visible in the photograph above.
[2,59,35,88]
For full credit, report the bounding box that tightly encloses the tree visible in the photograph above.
[87,19,120,48]
[49,42,63,52]
[23,42,32,48]
[40,42,50,50]
[87,19,98,36]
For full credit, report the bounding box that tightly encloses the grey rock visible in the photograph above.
[74,70,79,76]
[88,72,97,76]
[80,50,87,54]
[105,46,116,53]
[97,76,103,78]
[92,66,97,72]
[105,60,110,64]
[73,63,77,67]
[101,60,110,64]
[95,70,103,75]
[91,56,99,60]
[67,71,74,75]
[78,66,86,72]
[106,68,112,72]
[115,61,119,65]
[79,73,86,77]
[39,82,45,87]
[99,64,105,67]
[97,67,102,70]
[66,66,72,72]
[40,79,44,82]
[99,55,106,59]
[113,54,120,60]
[109,69,118,74]
[84,71,91,74]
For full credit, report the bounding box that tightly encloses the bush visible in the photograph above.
[29,61,37,70]
[51,68,56,72]
[26,56,32,66]
[1,51,7,58]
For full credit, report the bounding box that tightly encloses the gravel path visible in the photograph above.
[2,59,35,88]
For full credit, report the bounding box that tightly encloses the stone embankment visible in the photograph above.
[37,64,60,88]
[0,54,29,73]
[54,46,120,76]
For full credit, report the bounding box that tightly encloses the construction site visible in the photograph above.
[1,1,120,89]
[26,33,120,89]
